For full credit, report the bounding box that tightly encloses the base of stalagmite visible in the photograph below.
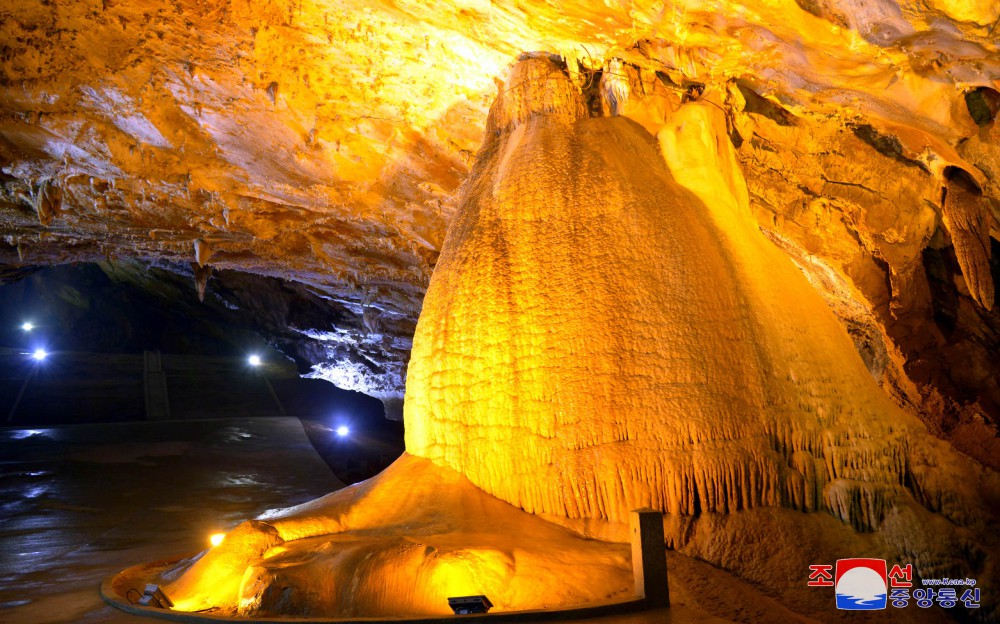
[155,454,635,618]
[114,452,986,623]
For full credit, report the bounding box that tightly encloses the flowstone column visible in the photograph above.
[402,55,996,615]
[159,55,998,621]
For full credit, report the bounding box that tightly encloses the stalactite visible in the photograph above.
[194,238,214,267]
[942,170,994,310]
[192,262,213,302]
[33,179,61,226]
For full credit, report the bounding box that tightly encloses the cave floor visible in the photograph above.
[0,418,340,624]
[0,417,736,624]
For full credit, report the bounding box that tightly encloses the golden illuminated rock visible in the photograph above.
[164,454,633,617]
[1,0,998,424]
[161,56,998,620]
[942,171,994,311]
[406,57,993,541]
[3,2,1000,619]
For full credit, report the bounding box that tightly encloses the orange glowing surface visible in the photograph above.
[157,53,995,619]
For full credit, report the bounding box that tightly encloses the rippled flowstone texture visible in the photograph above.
[158,57,999,622]
[2,0,999,432]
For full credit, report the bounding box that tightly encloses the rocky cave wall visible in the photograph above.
[1,1,999,440]
[0,259,400,383]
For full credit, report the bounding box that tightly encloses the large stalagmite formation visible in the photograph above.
[2,0,999,431]
[3,0,1000,619]
[405,53,998,540]
[159,56,999,621]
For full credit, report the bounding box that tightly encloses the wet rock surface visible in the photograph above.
[150,57,1000,621]
[0,0,998,437]
[0,418,341,624]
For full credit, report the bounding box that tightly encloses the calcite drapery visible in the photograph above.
[2,0,999,430]
[405,57,979,528]
[403,55,997,611]
[942,171,994,311]
[161,56,998,620]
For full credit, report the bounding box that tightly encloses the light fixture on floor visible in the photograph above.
[138,584,173,609]
[447,595,493,614]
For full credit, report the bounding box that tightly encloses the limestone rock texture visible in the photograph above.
[3,0,1000,619]
[2,0,999,429]
[163,454,634,617]
[161,56,1000,621]
[403,56,998,617]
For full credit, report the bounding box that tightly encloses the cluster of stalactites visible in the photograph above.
[424,415,915,533]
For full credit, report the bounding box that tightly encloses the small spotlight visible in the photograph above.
[21,322,34,332]
[31,349,47,361]
[448,595,493,614]
[138,584,173,609]
[335,425,350,437]
[247,354,262,366]
[209,532,226,547]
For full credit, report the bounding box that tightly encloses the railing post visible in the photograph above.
[630,508,670,607]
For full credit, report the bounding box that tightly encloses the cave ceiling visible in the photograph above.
[0,0,998,436]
